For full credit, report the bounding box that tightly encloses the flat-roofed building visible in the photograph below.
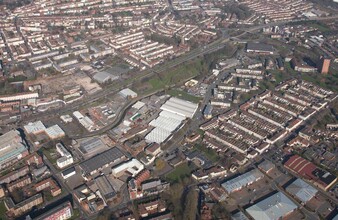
[112,158,144,177]
[78,137,108,158]
[0,130,29,169]
[62,167,76,179]
[246,42,274,55]
[7,175,32,192]
[79,147,126,178]
[24,121,46,135]
[45,125,65,139]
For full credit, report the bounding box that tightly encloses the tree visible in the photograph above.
[183,188,199,220]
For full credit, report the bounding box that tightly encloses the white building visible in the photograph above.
[61,167,76,179]
[119,88,137,99]
[56,143,74,169]
[0,92,39,102]
[112,159,144,177]
[60,115,73,123]
[160,97,198,118]
[73,111,95,131]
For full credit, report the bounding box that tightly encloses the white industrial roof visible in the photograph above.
[145,97,197,144]
[119,88,137,98]
[45,125,65,138]
[149,114,182,132]
[24,121,46,134]
[0,130,27,161]
[160,97,198,118]
[145,108,185,144]
[286,178,318,203]
[159,108,187,121]
[93,71,118,83]
[145,127,172,144]
[246,192,298,220]
[73,111,84,119]
[112,158,144,177]
[132,101,145,110]
[222,169,264,193]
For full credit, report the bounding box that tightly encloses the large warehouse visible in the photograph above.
[246,192,298,220]
[221,169,264,193]
[284,155,337,191]
[0,130,29,169]
[286,178,318,204]
[160,97,198,118]
[78,137,109,158]
[145,97,198,144]
[79,147,126,178]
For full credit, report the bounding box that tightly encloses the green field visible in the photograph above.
[135,43,237,95]
[167,89,201,103]
[166,162,195,183]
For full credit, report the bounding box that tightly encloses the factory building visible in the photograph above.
[245,192,298,220]
[221,169,264,193]
[79,147,126,178]
[145,97,198,144]
[0,130,29,169]
[286,178,318,204]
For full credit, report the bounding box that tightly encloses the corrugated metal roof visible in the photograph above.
[246,192,297,220]
[160,97,198,118]
[286,178,318,203]
[221,169,264,193]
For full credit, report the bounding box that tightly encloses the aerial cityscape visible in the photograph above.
[0,0,337,219]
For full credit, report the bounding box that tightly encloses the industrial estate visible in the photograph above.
[0,0,338,219]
